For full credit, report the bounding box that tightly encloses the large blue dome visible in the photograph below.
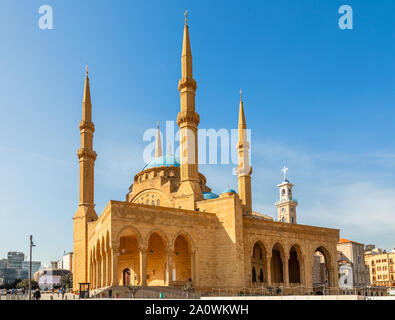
[143,155,180,170]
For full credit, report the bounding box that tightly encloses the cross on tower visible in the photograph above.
[281,166,288,181]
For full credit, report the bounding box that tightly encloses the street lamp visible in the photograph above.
[29,235,36,300]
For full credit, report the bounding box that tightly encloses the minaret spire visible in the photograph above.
[73,67,98,290]
[175,11,203,209]
[155,121,163,158]
[236,90,252,214]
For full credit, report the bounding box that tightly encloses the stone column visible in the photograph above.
[111,247,119,286]
[283,253,290,287]
[266,253,272,285]
[102,254,106,287]
[139,247,147,286]
[95,259,98,288]
[166,249,173,285]
[304,256,313,294]
[98,256,102,288]
[107,251,111,286]
[191,250,197,286]
[299,255,306,287]
[91,260,95,289]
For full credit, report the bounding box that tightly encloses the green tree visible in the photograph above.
[61,273,73,289]
[16,279,38,289]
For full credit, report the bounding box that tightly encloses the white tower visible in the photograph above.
[275,166,298,224]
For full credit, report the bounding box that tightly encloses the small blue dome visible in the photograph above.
[143,155,180,170]
[203,192,219,200]
[222,188,236,194]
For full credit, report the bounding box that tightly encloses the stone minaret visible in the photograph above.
[236,91,252,214]
[73,67,98,290]
[155,121,163,158]
[175,12,203,209]
[276,167,298,224]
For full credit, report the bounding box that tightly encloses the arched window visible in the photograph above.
[259,269,264,282]
[259,247,263,260]
[146,199,149,204]
[157,199,160,206]
[151,200,155,205]
[252,267,256,283]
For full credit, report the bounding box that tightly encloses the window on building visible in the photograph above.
[357,256,361,264]
[157,199,160,206]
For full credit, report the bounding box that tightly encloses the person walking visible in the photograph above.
[60,287,65,299]
[33,288,41,300]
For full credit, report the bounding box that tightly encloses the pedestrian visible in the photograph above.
[108,289,112,298]
[33,288,41,300]
[60,287,65,299]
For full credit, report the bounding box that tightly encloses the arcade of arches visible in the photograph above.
[250,241,335,290]
[88,229,194,289]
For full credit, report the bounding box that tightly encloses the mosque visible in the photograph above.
[72,14,339,294]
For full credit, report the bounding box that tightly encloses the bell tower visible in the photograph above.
[275,166,298,224]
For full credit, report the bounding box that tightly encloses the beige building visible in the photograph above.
[72,15,340,294]
[337,238,370,288]
[62,252,73,272]
[365,249,395,288]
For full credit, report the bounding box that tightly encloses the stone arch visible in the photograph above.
[270,242,285,284]
[251,240,267,286]
[172,234,192,283]
[117,226,141,286]
[116,225,143,246]
[145,228,170,249]
[146,231,168,286]
[170,230,195,252]
[312,245,333,293]
[288,243,303,284]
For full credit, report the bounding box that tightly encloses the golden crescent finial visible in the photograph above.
[184,9,188,25]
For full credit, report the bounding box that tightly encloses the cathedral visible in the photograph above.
[72,15,339,294]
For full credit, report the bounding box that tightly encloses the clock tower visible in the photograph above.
[275,166,298,224]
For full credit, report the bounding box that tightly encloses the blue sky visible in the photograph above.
[1,0,395,264]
